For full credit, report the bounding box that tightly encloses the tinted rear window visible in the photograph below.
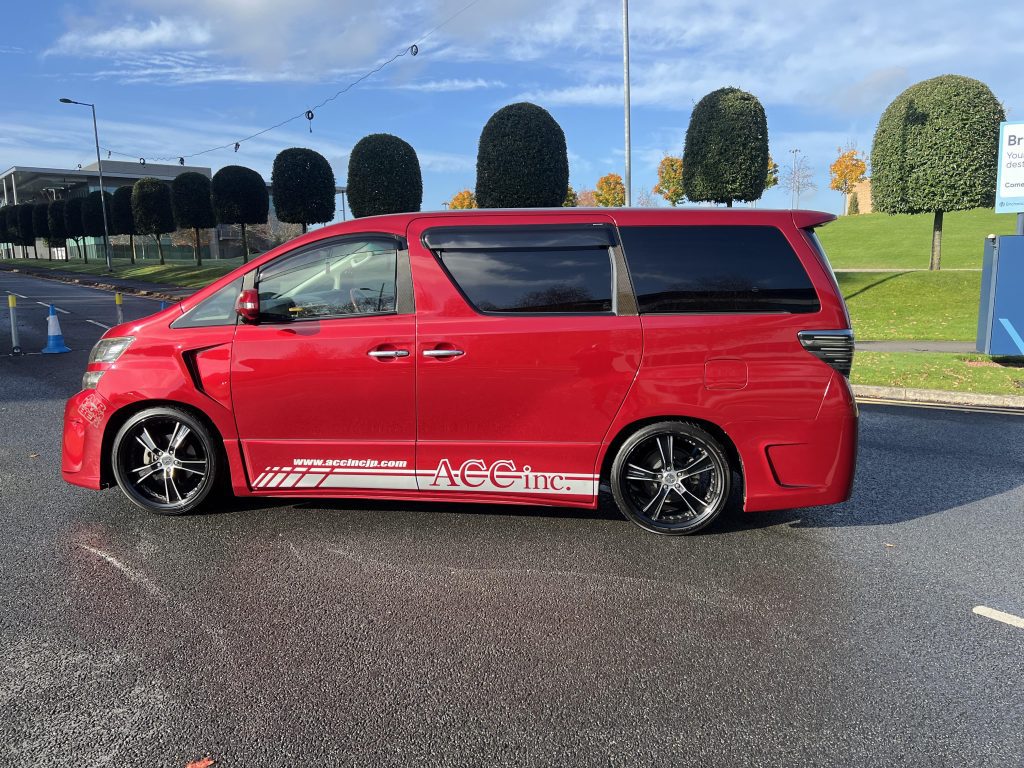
[620,225,819,314]
[438,249,613,314]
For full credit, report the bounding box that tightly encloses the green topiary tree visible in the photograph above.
[132,178,175,265]
[847,191,860,216]
[2,205,19,258]
[17,203,36,259]
[82,190,113,262]
[171,172,217,266]
[563,183,578,207]
[347,134,422,218]
[32,203,52,260]
[64,198,87,261]
[475,103,569,208]
[111,186,137,264]
[211,165,269,263]
[682,87,769,207]
[272,148,336,233]
[871,74,1004,270]
[48,201,68,260]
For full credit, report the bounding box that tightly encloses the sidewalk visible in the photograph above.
[856,340,975,353]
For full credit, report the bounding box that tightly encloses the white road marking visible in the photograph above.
[5,291,27,298]
[79,543,165,599]
[36,301,69,313]
[973,605,1024,629]
[85,319,110,329]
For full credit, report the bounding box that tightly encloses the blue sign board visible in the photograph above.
[996,121,1024,215]
[977,235,1024,355]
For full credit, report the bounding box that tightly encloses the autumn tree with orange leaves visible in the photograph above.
[653,156,685,206]
[830,145,867,213]
[447,189,477,209]
[595,173,626,207]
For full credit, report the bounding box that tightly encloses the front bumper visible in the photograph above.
[62,389,112,490]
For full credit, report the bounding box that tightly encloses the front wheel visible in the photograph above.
[111,407,220,515]
[610,421,732,535]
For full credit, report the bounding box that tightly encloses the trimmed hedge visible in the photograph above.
[172,172,217,230]
[111,186,136,236]
[47,201,68,241]
[82,190,113,237]
[682,87,769,205]
[476,102,569,208]
[871,74,1004,215]
[347,134,422,218]
[272,147,336,226]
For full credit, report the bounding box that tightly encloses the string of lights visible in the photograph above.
[96,0,485,166]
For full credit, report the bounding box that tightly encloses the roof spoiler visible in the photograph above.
[792,210,836,229]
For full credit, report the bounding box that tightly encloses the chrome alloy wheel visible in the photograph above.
[611,422,731,535]
[112,408,218,515]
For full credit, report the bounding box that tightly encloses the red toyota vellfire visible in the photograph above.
[62,208,857,535]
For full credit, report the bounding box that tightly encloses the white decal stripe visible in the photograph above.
[280,473,303,488]
[267,472,289,488]
[297,473,329,488]
[318,474,419,491]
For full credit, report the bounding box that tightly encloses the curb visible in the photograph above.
[852,384,1024,411]
[0,265,193,303]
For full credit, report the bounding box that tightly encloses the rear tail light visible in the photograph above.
[798,329,854,377]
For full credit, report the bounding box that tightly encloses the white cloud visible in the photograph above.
[47,16,212,55]
[391,78,505,92]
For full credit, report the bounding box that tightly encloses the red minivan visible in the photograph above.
[62,208,857,535]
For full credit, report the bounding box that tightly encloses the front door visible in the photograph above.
[407,214,643,506]
[231,235,417,495]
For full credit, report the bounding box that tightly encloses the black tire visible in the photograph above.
[111,406,220,515]
[610,421,732,535]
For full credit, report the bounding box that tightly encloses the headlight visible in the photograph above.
[82,371,104,390]
[88,336,135,364]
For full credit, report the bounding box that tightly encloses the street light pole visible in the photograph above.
[788,148,801,209]
[622,0,631,207]
[60,98,112,272]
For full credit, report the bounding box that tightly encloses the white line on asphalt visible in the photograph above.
[5,291,27,298]
[79,544,165,600]
[85,319,110,329]
[973,605,1024,629]
[36,301,69,314]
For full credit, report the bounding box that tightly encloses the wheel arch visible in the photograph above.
[598,415,744,487]
[100,399,227,489]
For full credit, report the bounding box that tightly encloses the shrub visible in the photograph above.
[848,191,860,215]
[32,203,51,258]
[347,134,422,218]
[682,87,769,206]
[475,102,569,208]
[272,148,336,229]
[211,165,269,262]
[47,201,68,247]
[870,74,1004,269]
[172,172,217,266]
[82,190,113,238]
[132,177,175,265]
[111,186,137,263]
[64,198,87,261]
[17,204,35,255]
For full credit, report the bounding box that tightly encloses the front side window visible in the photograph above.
[437,248,614,314]
[257,239,399,322]
[171,277,243,328]
[620,225,820,314]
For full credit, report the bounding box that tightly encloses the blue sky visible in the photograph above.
[2,0,1022,219]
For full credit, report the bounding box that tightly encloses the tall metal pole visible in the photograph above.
[89,105,112,272]
[622,0,631,207]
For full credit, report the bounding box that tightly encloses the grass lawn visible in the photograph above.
[852,352,1024,396]
[837,270,980,341]
[817,208,1015,270]
[0,257,243,289]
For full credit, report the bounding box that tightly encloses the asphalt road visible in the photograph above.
[1,272,1022,767]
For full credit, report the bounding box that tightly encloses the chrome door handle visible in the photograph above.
[368,349,410,358]
[422,349,464,358]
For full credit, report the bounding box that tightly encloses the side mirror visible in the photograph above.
[235,288,260,323]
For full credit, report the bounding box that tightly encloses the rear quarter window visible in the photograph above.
[619,225,820,314]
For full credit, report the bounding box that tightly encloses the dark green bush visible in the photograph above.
[871,75,1004,216]
[347,134,422,218]
[476,103,569,208]
[47,201,68,242]
[847,191,860,215]
[682,87,769,205]
[172,172,217,265]
[17,204,35,248]
[82,190,113,237]
[132,178,175,265]
[272,148,336,227]
[111,186,135,236]
[211,165,269,261]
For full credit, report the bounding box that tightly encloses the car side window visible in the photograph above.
[171,277,243,328]
[257,239,399,322]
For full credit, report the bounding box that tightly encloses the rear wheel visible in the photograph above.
[610,421,732,535]
[111,407,219,515]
